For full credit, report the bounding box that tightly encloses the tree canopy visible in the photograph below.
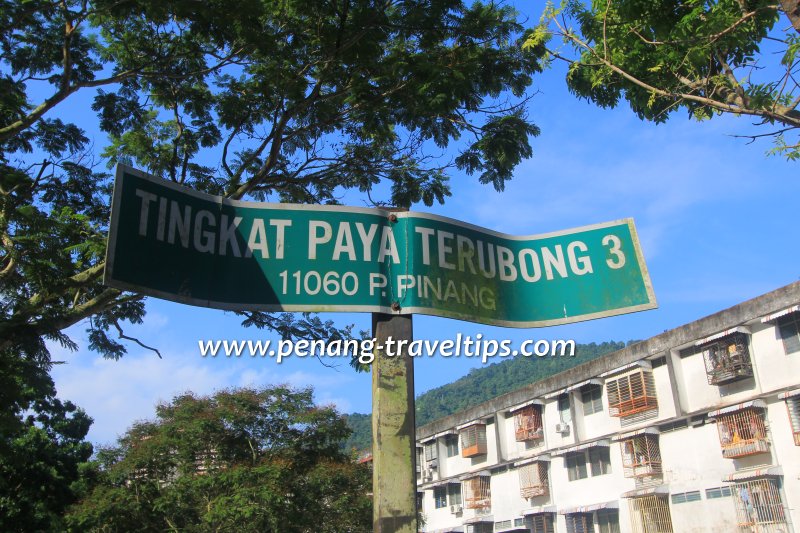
[65,385,372,532]
[529,0,800,158]
[1,0,543,525]
[0,0,544,368]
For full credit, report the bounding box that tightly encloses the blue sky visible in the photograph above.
[50,25,800,446]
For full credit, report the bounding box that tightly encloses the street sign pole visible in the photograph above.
[372,312,417,533]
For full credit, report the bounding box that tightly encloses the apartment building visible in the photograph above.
[415,281,800,533]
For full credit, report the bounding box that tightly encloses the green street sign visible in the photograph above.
[105,166,656,327]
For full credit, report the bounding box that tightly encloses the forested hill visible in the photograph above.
[343,341,631,452]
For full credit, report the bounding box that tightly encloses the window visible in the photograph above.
[566,452,588,481]
[731,479,787,530]
[514,517,524,527]
[620,434,662,478]
[434,486,447,508]
[445,434,459,457]
[700,332,753,385]
[518,461,548,498]
[658,419,688,433]
[565,512,593,533]
[705,486,732,499]
[785,394,800,446]
[463,476,491,510]
[628,495,674,533]
[424,441,438,463]
[650,356,667,369]
[606,370,658,418]
[466,524,493,533]
[558,393,572,423]
[526,513,556,533]
[778,313,800,354]
[494,520,512,530]
[417,491,424,512]
[581,385,604,415]
[597,509,620,533]
[589,447,611,476]
[448,483,462,506]
[460,424,488,458]
[514,405,544,442]
[714,407,769,458]
[671,491,701,504]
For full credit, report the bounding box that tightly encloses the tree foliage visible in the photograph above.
[66,385,372,532]
[529,0,800,158]
[0,0,544,369]
[0,355,93,532]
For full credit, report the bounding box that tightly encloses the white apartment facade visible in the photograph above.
[415,282,800,533]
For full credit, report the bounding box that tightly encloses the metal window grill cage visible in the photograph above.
[463,476,491,510]
[525,513,556,533]
[716,408,769,458]
[565,512,593,533]
[621,434,662,478]
[628,495,674,533]
[701,333,753,385]
[785,396,800,446]
[460,424,488,457]
[606,370,658,417]
[514,405,544,442]
[518,461,549,498]
[732,479,787,532]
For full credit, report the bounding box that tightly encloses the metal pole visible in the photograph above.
[372,312,417,533]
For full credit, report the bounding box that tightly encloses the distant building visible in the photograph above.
[415,281,800,533]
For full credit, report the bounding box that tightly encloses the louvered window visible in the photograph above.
[606,370,658,417]
[518,461,548,498]
[460,424,487,457]
[785,395,800,446]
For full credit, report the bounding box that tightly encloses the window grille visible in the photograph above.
[463,476,491,510]
[565,512,593,533]
[606,370,658,417]
[621,434,662,478]
[518,461,548,498]
[701,332,753,385]
[778,313,800,354]
[514,405,544,442]
[460,424,488,457]
[731,479,787,532]
[525,513,555,533]
[628,495,674,533]
[715,408,769,458]
[785,395,800,446]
